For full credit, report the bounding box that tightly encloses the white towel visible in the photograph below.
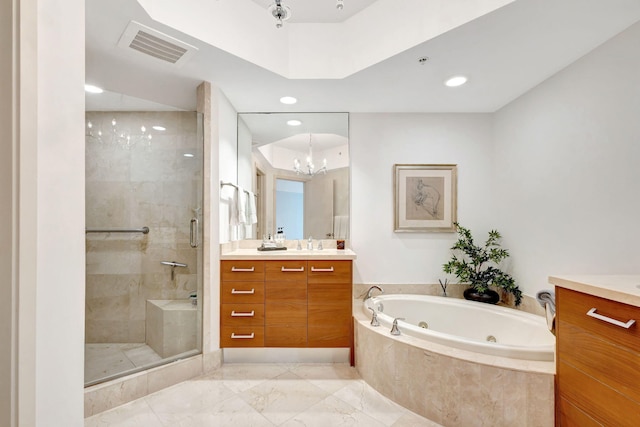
[247,191,257,224]
[236,186,247,224]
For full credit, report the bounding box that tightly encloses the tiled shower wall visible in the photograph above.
[85,111,202,343]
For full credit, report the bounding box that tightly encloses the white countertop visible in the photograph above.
[220,248,357,260]
[549,275,640,307]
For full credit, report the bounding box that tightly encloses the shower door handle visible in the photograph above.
[190,218,199,248]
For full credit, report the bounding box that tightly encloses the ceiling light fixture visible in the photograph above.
[336,0,344,10]
[84,84,104,94]
[152,125,166,131]
[287,119,302,126]
[445,76,468,87]
[280,96,297,105]
[268,0,291,29]
[294,133,327,177]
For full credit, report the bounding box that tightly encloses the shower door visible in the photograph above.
[84,110,203,386]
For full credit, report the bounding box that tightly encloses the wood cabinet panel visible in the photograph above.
[220,326,265,347]
[557,287,640,352]
[265,261,307,281]
[221,281,265,304]
[308,304,351,326]
[265,302,307,325]
[308,260,352,284]
[308,282,352,304]
[558,322,640,404]
[557,360,640,427]
[557,397,602,427]
[308,323,351,347]
[265,325,307,347]
[265,281,307,303]
[221,304,265,326]
[221,260,264,282]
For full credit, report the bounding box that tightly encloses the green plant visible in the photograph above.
[443,223,522,306]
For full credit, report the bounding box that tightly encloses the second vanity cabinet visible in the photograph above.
[221,259,353,349]
[553,281,640,426]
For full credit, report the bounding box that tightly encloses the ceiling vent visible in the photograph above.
[117,21,197,66]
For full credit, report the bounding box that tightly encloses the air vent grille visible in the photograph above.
[118,21,197,67]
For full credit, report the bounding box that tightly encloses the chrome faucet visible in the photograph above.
[390,317,405,335]
[363,285,384,301]
[368,307,380,327]
[307,236,313,250]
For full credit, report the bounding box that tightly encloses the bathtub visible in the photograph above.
[356,294,555,425]
[363,294,555,361]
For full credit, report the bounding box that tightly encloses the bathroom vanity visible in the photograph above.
[549,275,640,427]
[220,247,357,355]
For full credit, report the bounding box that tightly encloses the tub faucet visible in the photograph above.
[363,285,384,301]
[368,307,380,327]
[390,317,405,335]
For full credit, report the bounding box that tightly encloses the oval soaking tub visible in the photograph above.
[363,294,555,361]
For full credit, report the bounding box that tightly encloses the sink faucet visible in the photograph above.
[390,317,405,335]
[307,236,313,250]
[363,285,384,301]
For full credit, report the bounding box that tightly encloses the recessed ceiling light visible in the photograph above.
[84,84,104,94]
[287,120,302,126]
[280,96,297,105]
[152,125,166,131]
[183,153,195,158]
[445,76,468,87]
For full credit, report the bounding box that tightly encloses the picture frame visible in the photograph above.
[394,164,457,232]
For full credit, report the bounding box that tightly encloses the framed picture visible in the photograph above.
[394,164,457,232]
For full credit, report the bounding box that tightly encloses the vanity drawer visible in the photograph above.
[558,322,640,403]
[221,281,265,304]
[221,326,264,347]
[265,260,307,281]
[557,360,640,427]
[557,287,640,352]
[221,260,264,282]
[221,304,265,326]
[307,260,352,284]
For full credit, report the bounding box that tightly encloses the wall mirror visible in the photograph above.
[237,112,349,241]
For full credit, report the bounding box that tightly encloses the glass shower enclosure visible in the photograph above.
[84,108,203,386]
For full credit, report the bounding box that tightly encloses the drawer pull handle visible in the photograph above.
[311,266,334,272]
[231,288,255,294]
[281,266,305,272]
[230,333,255,339]
[586,308,636,329]
[231,266,255,272]
[231,310,255,317]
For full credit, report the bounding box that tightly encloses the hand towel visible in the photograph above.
[236,186,247,225]
[536,290,555,313]
[247,191,258,224]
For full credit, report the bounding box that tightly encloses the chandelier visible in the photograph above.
[293,133,327,176]
[86,118,153,149]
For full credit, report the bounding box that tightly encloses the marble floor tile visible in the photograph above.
[84,363,437,427]
[333,380,408,426]
[238,372,330,425]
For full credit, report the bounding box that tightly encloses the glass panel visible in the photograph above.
[84,103,203,386]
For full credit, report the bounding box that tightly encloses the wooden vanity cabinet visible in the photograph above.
[555,287,640,426]
[220,258,353,349]
[220,260,265,347]
[265,260,308,347]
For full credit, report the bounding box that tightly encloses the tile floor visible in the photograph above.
[85,343,162,384]
[84,363,441,426]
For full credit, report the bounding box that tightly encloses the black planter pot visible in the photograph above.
[463,287,500,304]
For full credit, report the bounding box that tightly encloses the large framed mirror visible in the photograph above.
[237,112,349,241]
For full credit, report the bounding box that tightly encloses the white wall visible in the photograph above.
[350,113,495,286]
[218,94,239,242]
[1,0,85,425]
[493,21,640,297]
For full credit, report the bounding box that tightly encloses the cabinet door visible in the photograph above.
[265,262,308,347]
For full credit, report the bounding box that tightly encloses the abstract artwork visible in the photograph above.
[394,164,457,232]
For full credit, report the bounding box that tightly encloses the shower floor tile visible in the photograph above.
[85,343,161,384]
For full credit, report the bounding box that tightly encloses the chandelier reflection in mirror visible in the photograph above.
[86,118,153,149]
[293,133,327,177]
[269,0,345,28]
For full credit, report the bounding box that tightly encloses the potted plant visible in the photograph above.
[443,223,522,306]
